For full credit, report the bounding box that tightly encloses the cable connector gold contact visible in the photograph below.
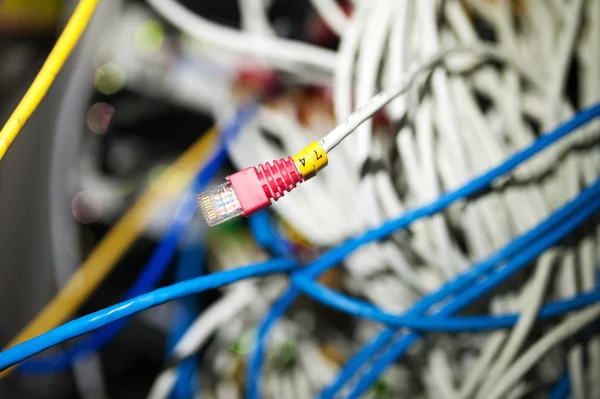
[197,182,243,226]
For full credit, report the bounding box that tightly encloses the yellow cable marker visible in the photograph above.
[0,0,100,162]
[292,141,328,180]
[0,127,218,378]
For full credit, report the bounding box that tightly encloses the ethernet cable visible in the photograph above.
[309,0,348,36]
[1,188,598,380]
[1,0,596,396]
[228,47,433,299]
[0,126,218,379]
[245,100,600,399]
[18,104,257,373]
[549,374,570,399]
[0,0,100,162]
[147,0,337,74]
[148,277,291,399]
[249,210,295,257]
[318,176,600,395]
[237,0,275,37]
[467,1,588,396]
[148,285,261,399]
[1,242,597,374]
[292,176,600,329]
[165,227,204,399]
[311,184,599,398]
[487,304,600,399]
[0,258,298,371]
[197,45,532,227]
[147,209,294,399]
[230,1,598,396]
[348,2,596,394]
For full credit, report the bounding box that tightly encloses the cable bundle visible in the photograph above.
[0,0,599,398]
[222,1,600,397]
[1,102,598,398]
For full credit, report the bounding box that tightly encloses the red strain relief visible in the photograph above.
[227,157,303,217]
[256,157,303,200]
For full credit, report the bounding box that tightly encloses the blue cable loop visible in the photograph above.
[344,195,600,399]
[19,103,258,374]
[0,258,299,371]
[309,176,600,396]
[246,101,600,399]
[295,176,600,329]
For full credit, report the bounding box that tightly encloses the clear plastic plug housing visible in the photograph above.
[197,181,243,226]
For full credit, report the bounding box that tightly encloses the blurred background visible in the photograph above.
[0,0,599,398]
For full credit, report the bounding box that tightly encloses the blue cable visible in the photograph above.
[550,374,570,399]
[343,201,600,396]
[5,101,598,390]
[0,258,298,371]
[247,288,297,399]
[322,292,600,395]
[318,180,600,397]
[342,191,600,399]
[19,104,258,374]
[294,176,600,328]
[246,101,600,399]
[167,227,204,399]
[249,210,294,258]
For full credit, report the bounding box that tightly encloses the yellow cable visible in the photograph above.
[0,0,100,162]
[0,127,218,377]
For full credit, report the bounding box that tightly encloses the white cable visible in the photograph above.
[385,0,412,120]
[578,17,600,398]
[352,0,393,227]
[475,252,558,398]
[147,0,337,73]
[442,7,584,392]
[147,284,258,399]
[156,0,600,395]
[473,2,586,394]
[544,0,585,126]
[309,0,348,36]
[457,332,505,399]
[487,304,600,399]
[238,0,275,36]
[425,348,457,399]
[320,44,539,153]
[424,2,490,264]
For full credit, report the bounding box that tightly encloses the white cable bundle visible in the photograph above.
[328,0,600,397]
[148,0,600,397]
